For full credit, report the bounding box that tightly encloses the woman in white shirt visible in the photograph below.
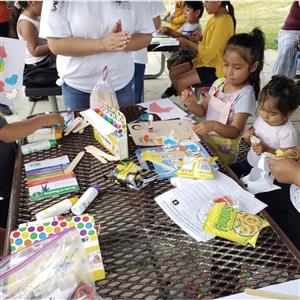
[256,147,300,250]
[42,1,154,110]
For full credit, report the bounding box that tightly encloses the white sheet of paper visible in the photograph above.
[242,154,281,194]
[0,38,25,107]
[139,98,187,120]
[216,279,300,299]
[155,172,267,242]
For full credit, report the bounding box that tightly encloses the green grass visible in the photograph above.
[163,0,291,49]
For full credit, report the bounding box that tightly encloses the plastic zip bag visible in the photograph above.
[90,66,119,110]
[0,228,103,300]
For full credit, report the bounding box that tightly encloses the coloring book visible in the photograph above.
[0,38,25,107]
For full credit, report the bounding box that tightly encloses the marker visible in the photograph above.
[71,184,100,215]
[148,114,154,132]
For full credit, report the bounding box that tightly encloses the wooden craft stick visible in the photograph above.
[64,117,82,136]
[71,118,84,133]
[244,288,298,299]
[73,120,90,133]
[85,145,119,161]
[64,151,85,174]
[85,146,107,164]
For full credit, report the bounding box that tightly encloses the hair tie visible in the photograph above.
[14,1,21,10]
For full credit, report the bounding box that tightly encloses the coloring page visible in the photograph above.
[0,37,25,107]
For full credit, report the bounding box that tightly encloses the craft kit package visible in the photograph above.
[9,214,105,281]
[0,228,103,300]
[80,106,128,160]
[90,66,119,110]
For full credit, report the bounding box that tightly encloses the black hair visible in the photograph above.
[221,1,236,32]
[259,75,300,116]
[10,1,29,38]
[224,27,265,98]
[184,1,204,19]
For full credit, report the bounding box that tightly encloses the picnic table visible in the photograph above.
[4,105,300,299]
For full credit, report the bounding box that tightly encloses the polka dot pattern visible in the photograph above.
[10,214,98,253]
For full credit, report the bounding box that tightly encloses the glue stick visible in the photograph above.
[35,196,78,221]
[21,140,57,155]
[71,184,100,215]
[148,114,154,132]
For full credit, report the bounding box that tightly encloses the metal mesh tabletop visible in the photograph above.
[4,106,300,299]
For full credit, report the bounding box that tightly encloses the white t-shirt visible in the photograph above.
[247,116,298,166]
[43,1,155,93]
[17,14,47,65]
[132,1,166,65]
[179,22,201,36]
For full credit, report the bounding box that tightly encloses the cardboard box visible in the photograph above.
[80,105,128,160]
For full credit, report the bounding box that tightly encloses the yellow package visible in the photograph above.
[176,157,217,179]
[203,203,269,247]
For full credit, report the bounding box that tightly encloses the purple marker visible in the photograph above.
[71,184,100,215]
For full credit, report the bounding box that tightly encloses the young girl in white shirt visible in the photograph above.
[232,75,300,178]
[181,28,265,165]
[11,1,58,98]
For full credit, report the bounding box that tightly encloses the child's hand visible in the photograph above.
[192,121,215,136]
[159,26,170,35]
[181,88,198,110]
[42,113,64,128]
[191,30,202,42]
[178,38,190,49]
[243,127,255,141]
[252,142,264,156]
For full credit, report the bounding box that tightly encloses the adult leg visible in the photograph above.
[133,63,146,104]
[173,68,201,95]
[271,29,299,78]
[62,83,90,110]
[116,77,134,106]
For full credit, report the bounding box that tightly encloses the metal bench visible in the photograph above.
[25,86,61,115]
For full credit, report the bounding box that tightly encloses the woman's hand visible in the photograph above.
[191,30,202,42]
[102,31,131,52]
[102,20,131,52]
[268,157,300,186]
[192,121,216,135]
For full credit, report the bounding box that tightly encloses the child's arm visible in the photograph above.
[178,38,198,52]
[181,88,209,117]
[0,114,64,143]
[193,113,250,139]
[243,126,255,144]
[18,20,51,57]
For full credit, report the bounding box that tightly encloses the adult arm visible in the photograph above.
[124,33,152,51]
[268,158,300,186]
